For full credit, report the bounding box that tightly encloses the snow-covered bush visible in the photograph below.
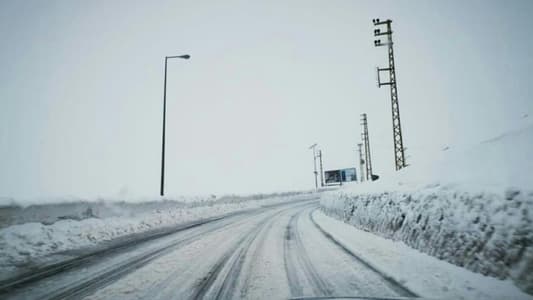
[320,187,533,293]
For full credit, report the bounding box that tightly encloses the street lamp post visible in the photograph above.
[160,54,190,196]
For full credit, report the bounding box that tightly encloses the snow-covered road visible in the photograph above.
[0,198,419,299]
[1,197,530,300]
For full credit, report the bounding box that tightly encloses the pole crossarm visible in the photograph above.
[374,31,393,36]
[377,67,395,87]
[372,18,391,26]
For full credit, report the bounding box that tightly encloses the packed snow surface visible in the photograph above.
[0,192,311,280]
[320,123,533,294]
[5,199,531,300]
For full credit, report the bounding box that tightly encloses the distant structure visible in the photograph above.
[373,18,407,171]
[357,143,365,182]
[361,113,373,181]
[318,150,324,187]
[308,143,319,190]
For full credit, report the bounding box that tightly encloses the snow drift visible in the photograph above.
[320,123,533,294]
[0,192,305,229]
[0,191,312,281]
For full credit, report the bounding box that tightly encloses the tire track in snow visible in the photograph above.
[191,202,315,300]
[0,215,228,296]
[237,201,320,299]
[1,208,270,300]
[45,212,262,300]
[0,197,319,298]
[215,219,276,299]
[140,213,277,299]
[237,215,273,298]
[191,208,284,299]
[284,208,333,298]
[309,209,418,298]
[284,211,304,296]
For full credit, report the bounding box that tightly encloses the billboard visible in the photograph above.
[324,168,357,184]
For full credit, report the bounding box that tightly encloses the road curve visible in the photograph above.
[0,198,417,300]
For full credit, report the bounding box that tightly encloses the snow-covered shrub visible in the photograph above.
[320,187,533,294]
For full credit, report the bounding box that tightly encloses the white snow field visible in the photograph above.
[320,123,533,295]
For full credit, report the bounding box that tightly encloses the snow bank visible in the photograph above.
[320,124,533,294]
[313,210,533,300]
[0,191,307,229]
[0,192,312,280]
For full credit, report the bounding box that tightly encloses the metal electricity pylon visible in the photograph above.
[309,143,318,190]
[373,18,407,171]
[361,113,373,181]
[318,150,324,187]
[357,143,364,182]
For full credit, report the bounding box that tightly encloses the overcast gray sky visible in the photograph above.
[1,0,532,199]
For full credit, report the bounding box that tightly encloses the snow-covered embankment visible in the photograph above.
[320,124,533,294]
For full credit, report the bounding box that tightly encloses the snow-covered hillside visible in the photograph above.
[320,123,533,294]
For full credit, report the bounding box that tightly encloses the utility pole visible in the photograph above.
[357,143,364,182]
[309,143,318,190]
[373,18,407,171]
[318,150,324,187]
[361,113,373,181]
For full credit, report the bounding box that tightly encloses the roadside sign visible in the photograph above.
[324,168,357,184]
